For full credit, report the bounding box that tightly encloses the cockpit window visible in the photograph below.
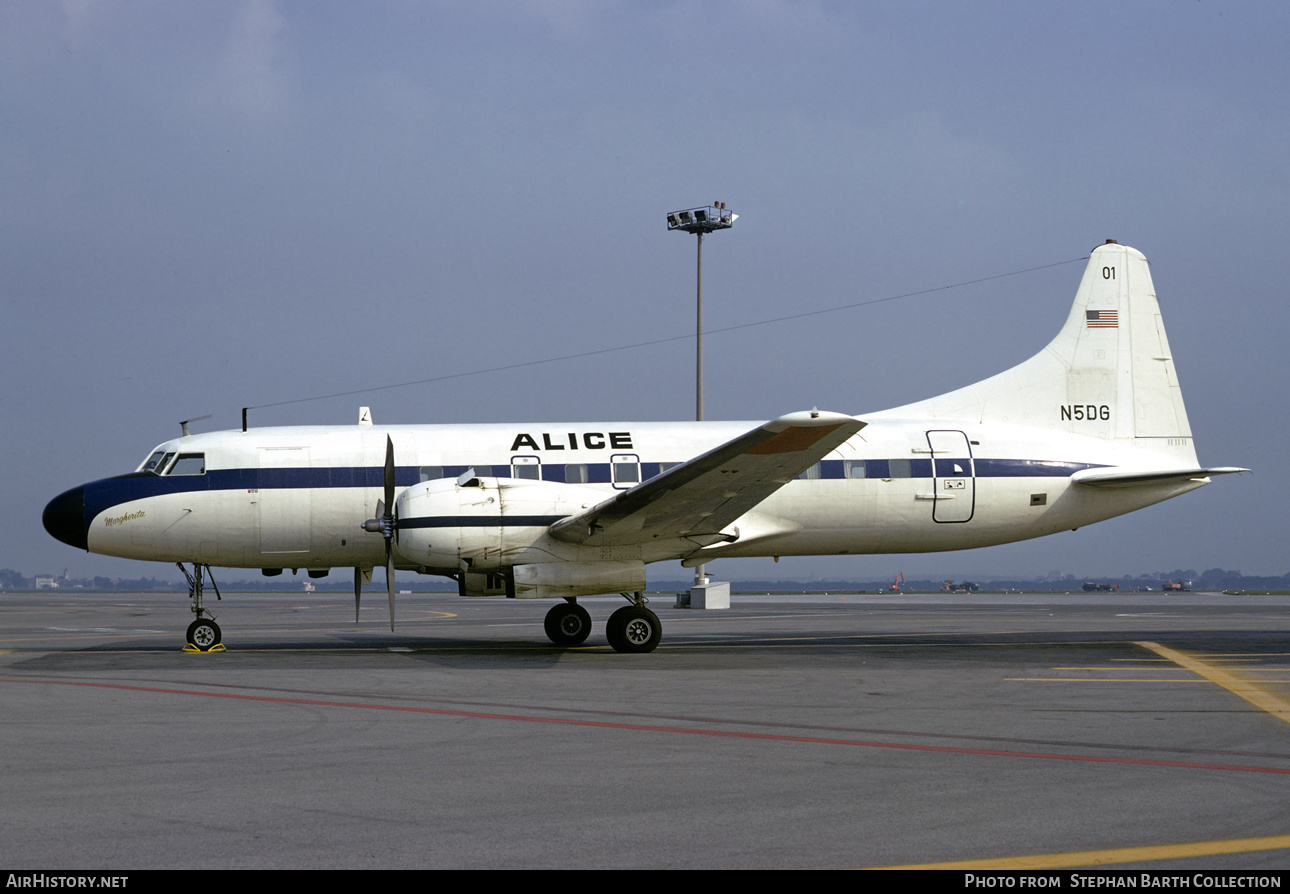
[168,454,206,476]
[142,451,167,473]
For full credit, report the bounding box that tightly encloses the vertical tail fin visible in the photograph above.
[881,242,1196,458]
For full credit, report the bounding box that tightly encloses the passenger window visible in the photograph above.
[419,466,444,482]
[797,463,821,480]
[512,457,540,480]
[565,464,589,484]
[168,454,206,475]
[844,460,866,479]
[888,459,911,478]
[611,454,640,488]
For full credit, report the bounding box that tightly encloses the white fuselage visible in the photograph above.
[79,416,1204,582]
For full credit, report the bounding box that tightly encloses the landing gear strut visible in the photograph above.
[178,563,223,652]
[606,592,661,654]
[544,599,592,647]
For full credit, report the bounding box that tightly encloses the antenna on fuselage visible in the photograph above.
[180,415,212,438]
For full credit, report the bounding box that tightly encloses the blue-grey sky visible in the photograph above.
[5,1,1283,584]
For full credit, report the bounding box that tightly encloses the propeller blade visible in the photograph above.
[353,567,361,624]
[383,435,395,515]
[386,542,396,632]
[383,436,396,631]
[360,436,399,631]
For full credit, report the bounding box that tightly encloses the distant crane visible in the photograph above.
[888,572,905,592]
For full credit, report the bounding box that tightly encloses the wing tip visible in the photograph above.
[770,409,864,429]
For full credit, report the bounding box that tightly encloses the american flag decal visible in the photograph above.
[1086,309,1118,329]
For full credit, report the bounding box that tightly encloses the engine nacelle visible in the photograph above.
[512,560,645,600]
[457,561,647,599]
[395,476,606,572]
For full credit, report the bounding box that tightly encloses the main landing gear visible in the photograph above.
[178,563,224,652]
[544,599,592,646]
[542,593,661,654]
[607,594,662,654]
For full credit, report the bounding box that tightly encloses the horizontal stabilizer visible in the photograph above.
[548,410,864,546]
[1070,466,1248,489]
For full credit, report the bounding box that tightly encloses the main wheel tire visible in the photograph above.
[187,618,221,651]
[544,602,592,646]
[606,605,661,654]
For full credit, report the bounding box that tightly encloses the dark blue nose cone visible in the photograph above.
[43,485,87,550]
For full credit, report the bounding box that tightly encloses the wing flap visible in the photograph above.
[548,410,865,546]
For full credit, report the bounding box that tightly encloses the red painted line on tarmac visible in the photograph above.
[7,675,1290,775]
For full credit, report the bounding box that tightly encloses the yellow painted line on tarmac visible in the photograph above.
[1049,666,1195,670]
[873,833,1290,869]
[1111,653,1290,661]
[1138,641,1290,725]
[1005,677,1215,683]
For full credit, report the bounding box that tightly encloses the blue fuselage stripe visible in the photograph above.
[80,458,1107,529]
[399,516,565,529]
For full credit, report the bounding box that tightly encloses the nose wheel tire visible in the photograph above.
[606,605,661,654]
[186,618,222,652]
[544,602,592,646]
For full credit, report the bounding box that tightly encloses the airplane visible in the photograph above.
[42,241,1245,653]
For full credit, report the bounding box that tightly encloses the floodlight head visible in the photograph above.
[666,204,737,234]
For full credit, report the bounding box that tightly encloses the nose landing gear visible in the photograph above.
[186,617,221,651]
[178,563,224,652]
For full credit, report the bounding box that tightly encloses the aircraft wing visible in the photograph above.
[548,410,865,547]
[1070,466,1248,489]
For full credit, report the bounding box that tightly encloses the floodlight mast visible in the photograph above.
[667,203,737,586]
[665,204,737,421]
